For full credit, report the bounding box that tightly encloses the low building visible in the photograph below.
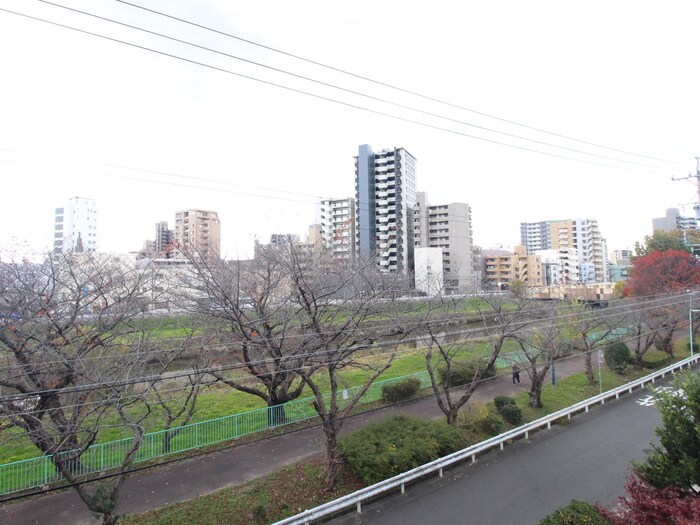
[482,246,543,289]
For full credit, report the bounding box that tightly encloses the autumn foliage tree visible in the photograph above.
[623,250,700,297]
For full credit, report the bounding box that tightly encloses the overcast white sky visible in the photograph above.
[2,0,700,259]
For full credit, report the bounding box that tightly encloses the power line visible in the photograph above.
[0,6,673,173]
[32,0,669,170]
[116,0,679,166]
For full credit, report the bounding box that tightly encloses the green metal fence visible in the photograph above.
[0,370,432,496]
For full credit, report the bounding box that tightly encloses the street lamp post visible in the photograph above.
[689,291,696,357]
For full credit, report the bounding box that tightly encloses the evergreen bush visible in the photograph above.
[381,377,422,404]
[494,395,516,411]
[538,500,612,525]
[438,362,495,388]
[339,415,465,485]
[498,403,523,426]
[604,342,631,374]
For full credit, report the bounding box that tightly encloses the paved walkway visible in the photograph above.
[0,356,586,525]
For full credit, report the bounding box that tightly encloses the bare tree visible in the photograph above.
[422,293,533,425]
[648,298,687,359]
[278,247,419,490]
[184,244,310,427]
[564,301,617,386]
[0,251,164,524]
[517,302,568,408]
[622,296,672,370]
[138,328,214,454]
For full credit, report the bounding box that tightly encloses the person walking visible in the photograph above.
[512,363,521,384]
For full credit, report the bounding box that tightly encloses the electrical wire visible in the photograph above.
[0,6,674,174]
[116,0,678,166]
[32,0,670,171]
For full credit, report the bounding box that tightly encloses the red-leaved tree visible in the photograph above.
[599,474,700,525]
[623,250,700,297]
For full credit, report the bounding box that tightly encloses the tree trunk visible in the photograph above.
[584,352,594,386]
[267,402,287,428]
[527,368,550,408]
[322,425,341,491]
[446,408,458,426]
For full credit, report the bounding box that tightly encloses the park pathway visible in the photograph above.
[0,356,586,525]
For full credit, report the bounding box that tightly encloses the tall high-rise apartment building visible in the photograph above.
[53,196,99,253]
[414,192,476,293]
[355,144,416,275]
[173,209,220,261]
[520,221,552,254]
[320,197,356,263]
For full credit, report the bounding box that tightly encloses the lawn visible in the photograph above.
[122,343,693,525]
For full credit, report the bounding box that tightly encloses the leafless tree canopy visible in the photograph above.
[0,252,195,524]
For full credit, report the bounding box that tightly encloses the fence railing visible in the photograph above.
[272,353,700,525]
[0,369,433,496]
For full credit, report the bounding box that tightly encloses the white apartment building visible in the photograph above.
[414,247,444,296]
[355,144,416,275]
[414,192,476,294]
[537,248,580,285]
[53,196,99,253]
[319,197,356,262]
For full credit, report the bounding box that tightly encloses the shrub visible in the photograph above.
[493,395,523,425]
[604,342,631,374]
[498,403,523,426]
[381,377,422,404]
[478,411,504,436]
[538,500,613,525]
[438,361,495,388]
[458,402,502,436]
[494,395,516,411]
[340,415,465,485]
[598,474,700,525]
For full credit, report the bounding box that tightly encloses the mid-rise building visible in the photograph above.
[414,192,476,294]
[482,246,543,289]
[550,219,608,283]
[536,248,580,285]
[53,196,99,253]
[652,208,698,232]
[355,144,416,275]
[520,218,608,283]
[154,221,174,254]
[319,197,356,263]
[173,209,220,262]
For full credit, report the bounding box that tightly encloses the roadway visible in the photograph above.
[330,382,667,525]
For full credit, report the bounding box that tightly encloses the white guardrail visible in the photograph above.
[272,353,700,525]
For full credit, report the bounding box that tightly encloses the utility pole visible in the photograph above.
[671,157,700,254]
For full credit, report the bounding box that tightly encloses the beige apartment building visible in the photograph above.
[173,209,221,262]
[483,246,543,289]
[549,219,607,283]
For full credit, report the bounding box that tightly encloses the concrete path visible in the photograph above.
[0,356,586,525]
